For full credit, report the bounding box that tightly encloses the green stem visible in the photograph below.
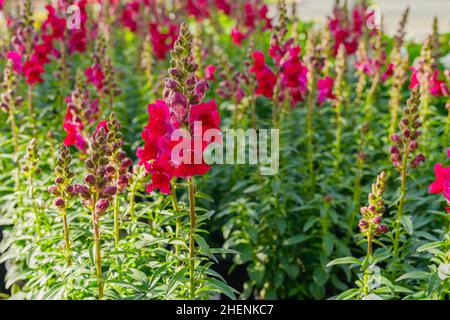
[393,144,409,258]
[363,227,373,297]
[389,89,401,138]
[350,155,364,229]
[171,180,181,258]
[187,177,196,299]
[306,81,315,196]
[62,208,72,266]
[335,100,342,167]
[92,194,103,299]
[28,86,36,136]
[8,99,21,195]
[113,195,120,247]
[30,171,41,238]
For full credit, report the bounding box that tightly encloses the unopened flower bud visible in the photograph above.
[85,174,96,185]
[375,224,389,234]
[54,198,65,208]
[48,185,60,196]
[95,198,109,213]
[372,216,381,224]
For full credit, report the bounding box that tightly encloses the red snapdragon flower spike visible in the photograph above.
[280,46,308,104]
[67,0,88,54]
[85,63,105,90]
[32,42,53,65]
[328,4,366,55]
[149,22,178,60]
[317,76,336,105]
[215,0,231,15]
[410,68,449,96]
[187,0,210,21]
[23,59,45,85]
[121,1,140,32]
[430,70,448,96]
[382,63,394,82]
[250,51,277,98]
[231,26,247,45]
[244,3,256,29]
[6,51,23,74]
[43,5,66,40]
[63,122,88,152]
[204,65,216,81]
[259,4,273,31]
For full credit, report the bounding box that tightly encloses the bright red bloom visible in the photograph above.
[280,46,308,104]
[121,1,140,32]
[317,76,336,104]
[189,100,221,135]
[410,67,449,96]
[382,63,394,82]
[328,4,366,55]
[149,22,178,60]
[23,59,45,85]
[204,65,216,81]
[250,51,277,98]
[187,0,210,21]
[7,51,23,74]
[231,26,247,45]
[0,0,3,10]
[258,4,273,31]
[244,2,272,31]
[32,41,53,65]
[94,120,109,136]
[429,163,450,195]
[429,70,448,96]
[409,67,419,89]
[215,0,231,15]
[43,5,66,40]
[85,63,104,90]
[63,122,88,152]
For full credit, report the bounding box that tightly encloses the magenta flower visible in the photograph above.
[317,76,336,105]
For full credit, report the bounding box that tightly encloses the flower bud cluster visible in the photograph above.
[22,138,39,178]
[390,87,425,169]
[163,22,209,126]
[106,115,132,193]
[48,145,75,210]
[359,171,389,236]
[77,126,117,215]
[1,60,23,113]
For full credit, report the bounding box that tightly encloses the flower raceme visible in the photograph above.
[250,51,277,98]
[6,1,88,85]
[138,100,221,194]
[230,1,272,46]
[138,22,222,194]
[149,22,178,61]
[410,68,449,97]
[328,3,369,55]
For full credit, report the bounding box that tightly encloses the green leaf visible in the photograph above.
[204,278,237,300]
[326,257,362,268]
[401,215,414,235]
[396,271,430,282]
[417,241,444,253]
[282,234,310,246]
[243,184,263,194]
